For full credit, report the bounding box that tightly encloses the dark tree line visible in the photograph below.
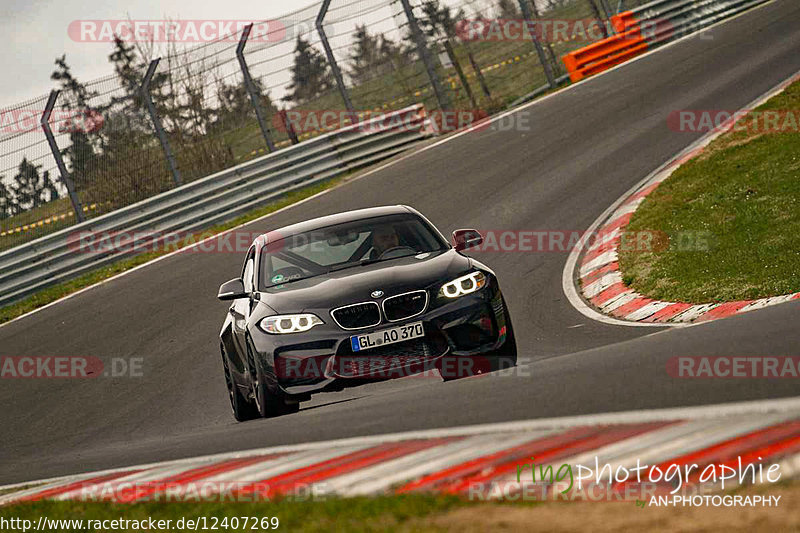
[283,23,414,105]
[0,159,60,219]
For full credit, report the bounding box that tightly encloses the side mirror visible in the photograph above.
[217,278,247,301]
[452,229,483,252]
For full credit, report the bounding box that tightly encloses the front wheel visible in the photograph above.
[221,346,259,422]
[252,378,290,418]
[436,309,517,381]
[246,340,298,418]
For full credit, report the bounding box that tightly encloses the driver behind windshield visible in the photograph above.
[369,225,400,259]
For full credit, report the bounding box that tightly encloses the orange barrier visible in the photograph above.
[611,10,639,32]
[561,23,648,82]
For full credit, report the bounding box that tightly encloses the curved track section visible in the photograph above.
[1,0,799,484]
[565,69,800,325]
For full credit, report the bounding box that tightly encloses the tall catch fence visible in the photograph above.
[0,0,644,252]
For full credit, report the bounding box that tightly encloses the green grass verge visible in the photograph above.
[0,494,471,533]
[0,176,345,326]
[618,79,800,302]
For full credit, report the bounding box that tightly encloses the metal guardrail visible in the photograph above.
[617,0,770,44]
[563,0,770,81]
[0,105,432,308]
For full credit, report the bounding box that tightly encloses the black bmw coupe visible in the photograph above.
[217,205,516,420]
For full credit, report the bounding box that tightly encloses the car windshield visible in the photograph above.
[259,214,448,289]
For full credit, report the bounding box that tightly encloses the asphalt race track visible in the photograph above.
[1,0,799,485]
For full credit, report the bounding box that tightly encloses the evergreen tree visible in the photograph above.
[284,37,333,104]
[106,36,150,133]
[107,36,175,130]
[51,55,98,190]
[109,36,144,102]
[348,25,403,85]
[51,55,95,109]
[0,180,17,219]
[216,77,274,130]
[497,0,522,19]
[349,25,382,84]
[420,0,462,39]
[10,159,50,211]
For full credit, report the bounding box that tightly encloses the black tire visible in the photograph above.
[438,301,518,380]
[435,356,460,382]
[221,346,259,422]
[246,339,297,418]
[283,401,301,414]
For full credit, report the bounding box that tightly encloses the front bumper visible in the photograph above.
[250,281,510,398]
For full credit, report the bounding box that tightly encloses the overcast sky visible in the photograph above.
[1,0,320,108]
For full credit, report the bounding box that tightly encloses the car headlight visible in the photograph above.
[260,314,324,334]
[439,271,487,298]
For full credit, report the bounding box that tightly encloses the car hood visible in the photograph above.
[260,249,472,313]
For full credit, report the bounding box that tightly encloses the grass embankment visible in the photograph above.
[1,480,797,532]
[619,79,800,303]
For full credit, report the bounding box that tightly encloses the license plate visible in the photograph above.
[350,322,424,352]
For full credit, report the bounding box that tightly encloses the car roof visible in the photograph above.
[258,205,418,243]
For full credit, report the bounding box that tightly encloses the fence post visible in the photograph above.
[443,40,476,108]
[399,0,451,111]
[140,59,181,187]
[279,109,300,145]
[317,0,355,118]
[237,24,276,153]
[518,0,557,89]
[528,0,563,77]
[41,90,85,223]
[586,0,610,37]
[465,44,492,98]
[599,0,615,20]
